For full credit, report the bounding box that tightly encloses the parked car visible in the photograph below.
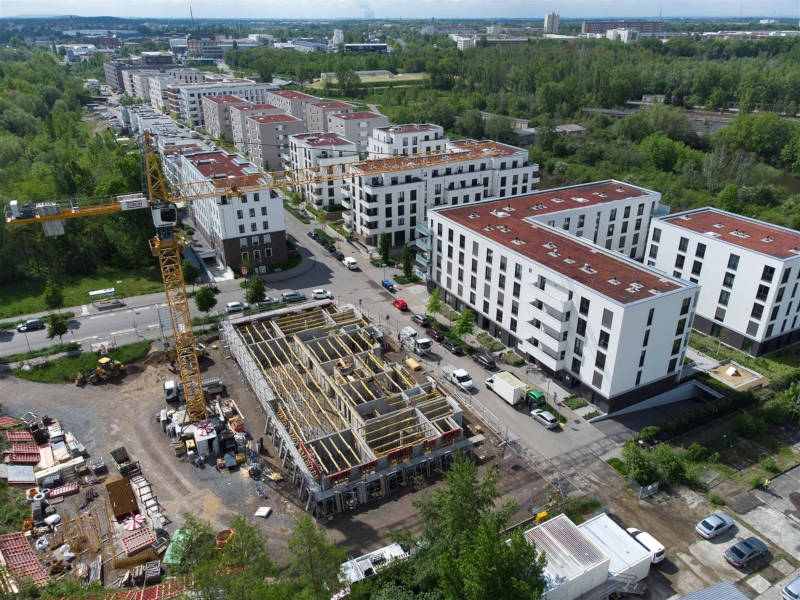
[307,231,319,240]
[258,296,281,307]
[332,250,345,261]
[312,289,333,300]
[411,313,430,327]
[281,290,306,303]
[473,351,497,370]
[724,537,767,567]
[225,301,250,313]
[381,278,395,292]
[531,409,559,430]
[425,327,444,342]
[627,528,666,564]
[441,340,464,355]
[324,243,335,252]
[16,318,45,332]
[695,512,734,539]
[782,575,800,600]
[392,299,409,311]
[342,256,359,270]
[206,281,220,294]
[316,236,327,245]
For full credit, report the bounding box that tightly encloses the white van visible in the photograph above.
[342,256,358,270]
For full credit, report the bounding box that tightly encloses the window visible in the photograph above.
[495,309,503,322]
[679,237,689,252]
[595,352,606,370]
[756,284,769,301]
[643,330,650,346]
[607,224,614,236]
[576,318,587,337]
[777,287,785,302]
[486,248,493,263]
[241,251,248,261]
[571,358,581,374]
[249,208,255,218]
[671,338,681,356]
[782,269,791,284]
[715,307,726,322]
[621,221,628,234]
[639,351,646,367]
[762,265,775,282]
[723,272,735,288]
[592,371,603,389]
[728,254,740,270]
[579,297,590,316]
[236,209,243,219]
[668,358,678,373]
[771,306,779,321]
[766,324,774,337]
[675,254,685,269]
[747,320,759,336]
[598,330,610,349]
[602,308,613,328]
[511,300,519,316]
[510,318,517,332]
[647,308,654,326]
[578,215,585,228]
[651,227,661,243]
[500,256,507,272]
[637,203,644,216]
[675,318,686,336]
[238,224,245,234]
[514,263,522,279]
[498,274,506,288]
[751,303,764,319]
[250,223,257,232]
[696,243,706,258]
[636,371,642,385]
[261,206,267,216]
[691,260,702,276]
[649,245,658,259]
[239,238,248,248]
[253,193,259,202]
[512,282,520,298]
[574,338,584,356]
[623,206,630,219]
[718,290,730,306]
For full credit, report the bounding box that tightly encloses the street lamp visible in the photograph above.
[23,330,31,354]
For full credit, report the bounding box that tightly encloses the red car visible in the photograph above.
[425,327,444,342]
[392,299,409,311]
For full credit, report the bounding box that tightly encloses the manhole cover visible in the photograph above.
[511,464,523,472]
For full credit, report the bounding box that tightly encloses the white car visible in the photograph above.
[342,256,358,270]
[311,289,333,299]
[531,409,559,429]
[627,527,666,563]
[782,575,800,600]
[225,301,250,313]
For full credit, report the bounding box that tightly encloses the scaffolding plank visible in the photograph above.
[6,431,33,442]
[121,527,156,556]
[0,533,49,585]
[48,482,79,498]
[0,418,22,429]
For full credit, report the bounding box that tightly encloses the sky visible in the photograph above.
[2,0,799,20]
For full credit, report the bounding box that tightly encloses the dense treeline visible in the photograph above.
[0,48,152,285]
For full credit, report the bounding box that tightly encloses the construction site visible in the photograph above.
[221,300,473,518]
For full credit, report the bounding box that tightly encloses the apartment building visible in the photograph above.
[130,70,160,101]
[187,34,223,59]
[245,113,306,171]
[646,207,800,355]
[328,111,390,154]
[266,90,320,120]
[425,183,698,412]
[175,80,279,127]
[581,20,663,36]
[201,95,250,141]
[148,69,205,112]
[103,59,174,91]
[288,133,359,209]
[229,104,283,152]
[345,140,539,246]
[180,151,287,272]
[368,123,448,158]
[305,100,356,133]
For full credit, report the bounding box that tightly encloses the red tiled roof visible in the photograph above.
[662,209,800,260]
[203,94,247,104]
[377,123,440,134]
[0,533,49,586]
[269,90,318,100]
[332,111,383,120]
[247,113,300,124]
[438,188,683,304]
[293,132,354,147]
[310,101,354,109]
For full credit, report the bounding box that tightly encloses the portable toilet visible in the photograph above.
[193,422,219,458]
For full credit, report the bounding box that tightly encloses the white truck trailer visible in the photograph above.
[485,371,527,406]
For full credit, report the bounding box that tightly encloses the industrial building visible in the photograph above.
[221,303,471,517]
[647,207,800,355]
[424,181,698,413]
[581,20,664,36]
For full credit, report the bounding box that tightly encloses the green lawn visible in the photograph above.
[0,267,164,318]
[689,331,800,380]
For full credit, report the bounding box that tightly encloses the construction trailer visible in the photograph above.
[221,301,472,518]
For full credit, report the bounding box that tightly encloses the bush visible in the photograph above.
[476,332,505,352]
[14,341,151,384]
[709,494,726,506]
[732,412,766,439]
[503,351,525,366]
[607,457,628,475]
[314,228,335,244]
[563,396,588,410]
[583,410,601,420]
[759,458,780,473]
[560,497,602,524]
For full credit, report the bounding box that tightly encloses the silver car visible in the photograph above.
[531,409,559,429]
[782,575,800,600]
[695,512,734,539]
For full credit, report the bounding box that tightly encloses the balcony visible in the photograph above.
[529,302,566,333]
[522,339,562,371]
[415,236,430,252]
[339,197,351,209]
[415,253,429,267]
[341,188,350,198]
[342,212,352,224]
[416,222,430,237]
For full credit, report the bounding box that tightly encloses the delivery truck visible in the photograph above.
[485,371,527,406]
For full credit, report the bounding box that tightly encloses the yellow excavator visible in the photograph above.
[75,357,126,385]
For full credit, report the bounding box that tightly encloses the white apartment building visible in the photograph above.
[368,123,448,158]
[328,111,390,154]
[122,69,158,98]
[148,69,205,112]
[245,113,306,171]
[180,151,287,272]
[266,90,320,120]
[646,207,800,355]
[201,94,249,141]
[345,140,539,246]
[176,80,279,127]
[229,104,283,152]
[305,100,356,133]
[131,70,159,102]
[426,183,699,412]
[288,133,359,209]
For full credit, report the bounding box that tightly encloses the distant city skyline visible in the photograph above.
[2,0,800,21]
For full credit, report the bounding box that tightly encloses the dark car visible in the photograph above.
[307,230,319,240]
[316,236,327,245]
[16,318,45,332]
[281,290,307,303]
[441,340,464,355]
[425,327,444,342]
[206,281,220,294]
[724,537,768,568]
[333,250,345,261]
[324,243,336,253]
[411,313,430,327]
[473,351,497,370]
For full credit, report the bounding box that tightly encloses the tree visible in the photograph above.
[336,67,361,97]
[484,115,516,144]
[182,259,200,288]
[286,514,347,599]
[401,244,412,278]
[378,233,390,264]
[453,308,475,337]
[194,285,217,320]
[245,276,266,305]
[43,279,63,309]
[621,441,659,486]
[427,288,441,315]
[456,109,485,139]
[46,313,69,343]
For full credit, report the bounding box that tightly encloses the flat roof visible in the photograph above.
[270,90,318,100]
[578,514,651,576]
[247,113,301,124]
[524,514,608,584]
[436,185,685,304]
[376,123,441,134]
[292,132,355,147]
[677,582,750,600]
[231,103,278,111]
[185,151,263,188]
[661,208,800,260]
[353,141,519,175]
[332,111,383,121]
[449,138,525,157]
[311,101,354,109]
[203,94,247,104]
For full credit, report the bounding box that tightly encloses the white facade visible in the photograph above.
[368,123,448,158]
[266,90,320,120]
[288,133,359,209]
[305,101,355,133]
[606,28,640,43]
[328,111,390,154]
[647,207,800,355]
[346,140,539,247]
[545,12,560,34]
[176,80,278,127]
[426,182,698,411]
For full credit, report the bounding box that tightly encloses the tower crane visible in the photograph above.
[4,134,502,424]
